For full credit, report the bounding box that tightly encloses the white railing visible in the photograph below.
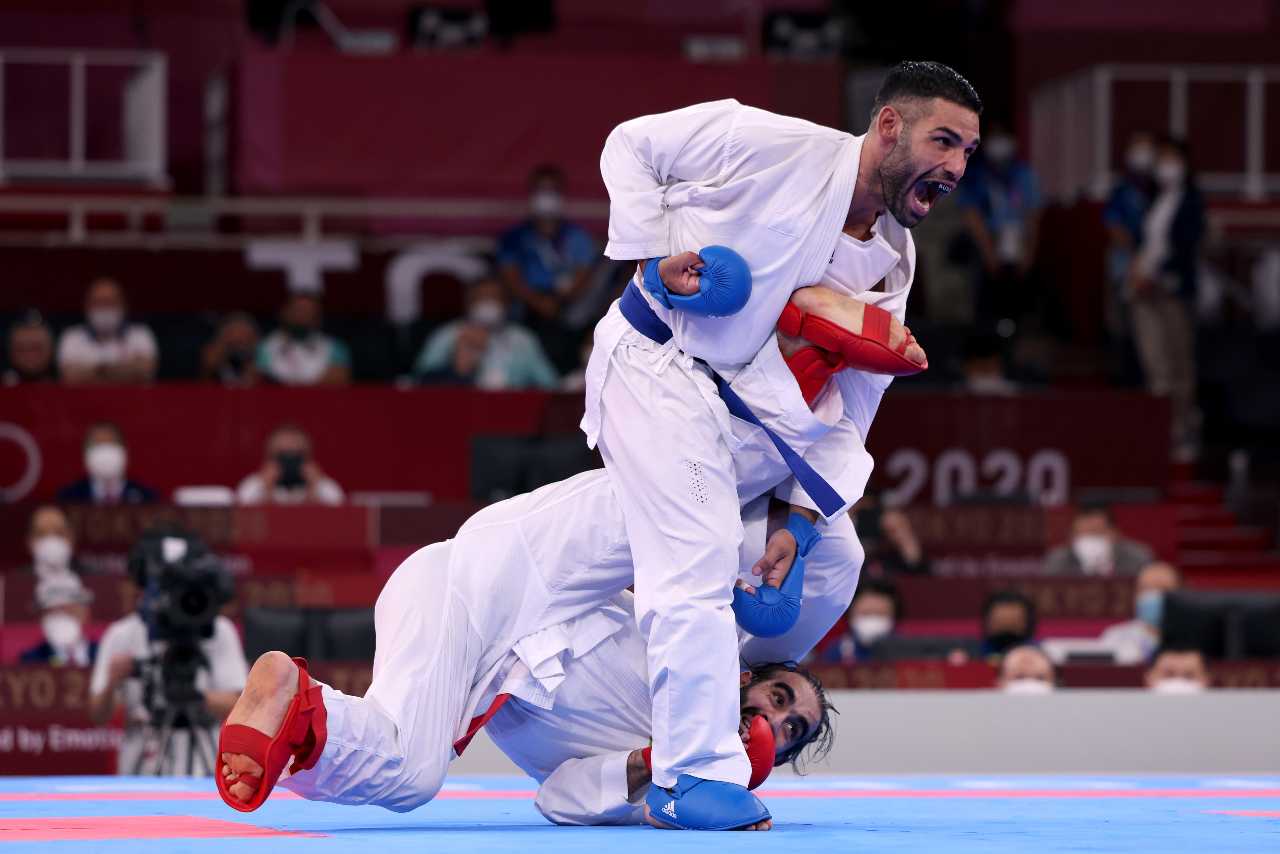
[0,194,611,246]
[0,48,167,187]
[1031,63,1279,203]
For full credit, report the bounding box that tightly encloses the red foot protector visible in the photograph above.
[785,346,846,406]
[641,715,776,791]
[779,301,925,377]
[216,656,327,813]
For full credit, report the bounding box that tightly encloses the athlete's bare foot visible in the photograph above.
[788,285,927,367]
[643,803,772,831]
[219,651,306,804]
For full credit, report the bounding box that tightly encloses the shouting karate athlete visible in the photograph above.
[584,60,981,828]
[215,301,873,826]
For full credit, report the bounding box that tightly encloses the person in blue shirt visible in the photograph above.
[957,123,1043,330]
[1103,131,1158,386]
[496,165,599,373]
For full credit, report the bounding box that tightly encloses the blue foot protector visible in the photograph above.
[644,774,771,830]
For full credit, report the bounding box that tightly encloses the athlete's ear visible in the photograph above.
[873,105,902,145]
[739,670,752,688]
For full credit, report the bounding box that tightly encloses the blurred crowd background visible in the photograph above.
[0,0,1278,776]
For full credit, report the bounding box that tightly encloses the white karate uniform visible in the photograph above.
[280,341,855,812]
[581,99,915,788]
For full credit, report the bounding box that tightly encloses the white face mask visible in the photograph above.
[1155,159,1185,189]
[1072,534,1112,570]
[1126,145,1154,174]
[1152,677,1205,695]
[41,612,83,650]
[88,306,124,335]
[468,300,506,328]
[1003,678,1053,695]
[850,614,893,646]
[530,190,564,219]
[31,535,72,568]
[85,442,127,481]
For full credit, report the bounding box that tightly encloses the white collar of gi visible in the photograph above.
[825,223,902,295]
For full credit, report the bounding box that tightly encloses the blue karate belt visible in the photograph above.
[618,282,845,518]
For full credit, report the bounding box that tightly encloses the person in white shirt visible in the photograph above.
[57,277,158,384]
[581,61,981,817]
[214,328,871,823]
[1098,561,1182,665]
[256,293,352,386]
[237,423,344,505]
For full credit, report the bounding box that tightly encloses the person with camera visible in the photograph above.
[236,423,344,505]
[88,529,247,775]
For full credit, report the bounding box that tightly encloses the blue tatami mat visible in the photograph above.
[1,775,1277,853]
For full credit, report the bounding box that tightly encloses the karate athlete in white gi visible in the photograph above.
[215,319,869,825]
[583,60,982,827]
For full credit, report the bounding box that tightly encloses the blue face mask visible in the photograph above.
[1135,591,1164,628]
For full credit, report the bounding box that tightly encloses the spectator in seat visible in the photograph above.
[237,423,344,505]
[24,505,83,581]
[202,312,261,386]
[996,644,1056,694]
[57,422,158,505]
[3,310,57,385]
[854,493,930,578]
[1126,136,1205,462]
[1146,645,1209,694]
[20,574,97,667]
[497,164,599,373]
[981,590,1037,658]
[1044,504,1154,578]
[57,277,158,384]
[415,278,559,390]
[257,293,351,386]
[1098,561,1182,665]
[957,122,1043,331]
[818,579,902,664]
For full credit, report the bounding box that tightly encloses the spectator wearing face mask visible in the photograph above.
[996,644,1056,694]
[4,310,57,385]
[497,164,600,373]
[981,590,1037,658]
[256,294,351,386]
[20,574,97,667]
[957,122,1043,330]
[1102,131,1157,382]
[236,423,344,505]
[24,505,81,581]
[1126,136,1205,462]
[56,278,158,384]
[415,278,559,390]
[1097,561,1182,665]
[57,422,158,505]
[1043,504,1154,578]
[1145,646,1210,694]
[201,312,261,386]
[853,494,930,578]
[818,579,902,664]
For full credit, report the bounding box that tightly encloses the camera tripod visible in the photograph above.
[130,698,219,776]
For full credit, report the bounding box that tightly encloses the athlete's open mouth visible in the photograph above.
[909,177,954,218]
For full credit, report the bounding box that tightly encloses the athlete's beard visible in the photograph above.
[879,131,924,228]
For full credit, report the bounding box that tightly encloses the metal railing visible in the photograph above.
[0,194,611,246]
[1031,63,1279,203]
[0,47,167,186]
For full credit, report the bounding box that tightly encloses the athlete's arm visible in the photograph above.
[534,751,648,826]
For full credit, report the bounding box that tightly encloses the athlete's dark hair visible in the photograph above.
[870,60,983,121]
[745,662,838,773]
